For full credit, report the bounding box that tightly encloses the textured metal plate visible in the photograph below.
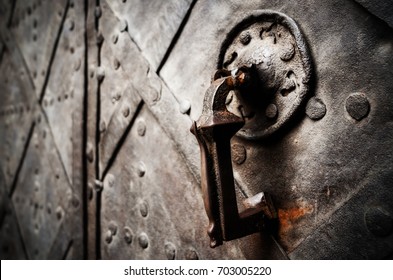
[101,105,245,259]
[103,0,193,70]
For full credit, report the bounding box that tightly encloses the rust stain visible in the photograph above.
[278,205,313,233]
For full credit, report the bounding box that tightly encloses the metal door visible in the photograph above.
[1,0,393,260]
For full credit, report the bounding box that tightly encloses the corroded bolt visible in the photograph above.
[139,201,148,217]
[306,97,326,120]
[137,120,146,136]
[265,103,278,119]
[239,31,251,45]
[185,248,199,260]
[179,99,191,114]
[137,161,146,177]
[345,93,370,121]
[122,106,130,118]
[165,242,176,260]
[124,227,133,244]
[232,144,246,165]
[138,233,149,249]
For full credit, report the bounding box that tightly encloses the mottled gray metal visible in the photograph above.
[0,0,392,260]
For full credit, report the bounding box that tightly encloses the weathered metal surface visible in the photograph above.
[10,0,68,99]
[103,0,194,70]
[0,0,392,260]
[161,0,393,258]
[101,104,245,259]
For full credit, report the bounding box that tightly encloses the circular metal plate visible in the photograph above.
[218,10,312,140]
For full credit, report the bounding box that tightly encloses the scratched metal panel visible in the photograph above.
[160,0,393,258]
[10,0,67,98]
[103,0,193,70]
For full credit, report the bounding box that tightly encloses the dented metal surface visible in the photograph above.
[0,0,392,260]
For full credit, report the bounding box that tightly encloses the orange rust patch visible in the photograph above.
[278,205,313,233]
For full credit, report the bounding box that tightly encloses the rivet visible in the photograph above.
[113,58,120,70]
[108,222,118,235]
[111,92,122,103]
[124,227,133,244]
[99,120,106,133]
[107,174,115,187]
[71,195,79,208]
[232,144,246,165]
[112,33,119,44]
[122,0,127,3]
[137,161,146,177]
[139,201,148,217]
[345,93,370,121]
[137,120,146,136]
[179,99,191,114]
[86,142,94,162]
[88,183,94,200]
[33,70,37,78]
[239,31,251,45]
[306,97,326,120]
[119,19,128,32]
[33,19,38,28]
[70,1,75,8]
[94,180,103,192]
[55,206,63,220]
[74,59,81,71]
[164,242,176,260]
[96,67,105,82]
[365,207,393,237]
[138,233,149,249]
[105,230,113,244]
[122,106,130,118]
[96,32,104,46]
[95,6,102,18]
[265,103,278,119]
[185,248,199,260]
[67,19,74,31]
[47,203,52,214]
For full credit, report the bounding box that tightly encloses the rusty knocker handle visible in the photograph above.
[191,68,277,248]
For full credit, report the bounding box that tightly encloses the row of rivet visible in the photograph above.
[42,91,74,107]
[0,104,31,117]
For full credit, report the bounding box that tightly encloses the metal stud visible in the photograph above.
[306,97,326,120]
[138,233,149,249]
[105,230,113,244]
[96,67,105,82]
[185,248,199,260]
[239,31,251,45]
[137,161,146,177]
[139,201,148,217]
[232,144,246,165]
[113,58,120,70]
[124,227,133,244]
[345,93,370,121]
[122,106,130,118]
[179,99,191,114]
[137,120,146,136]
[99,120,106,133]
[265,103,278,119]
[119,19,128,32]
[165,242,176,260]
